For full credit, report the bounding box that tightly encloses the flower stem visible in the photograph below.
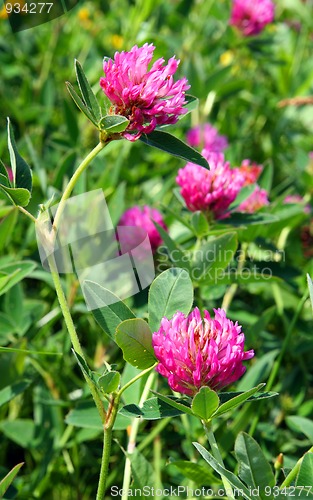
[121,371,156,500]
[48,255,106,423]
[18,206,37,223]
[52,140,107,231]
[96,394,120,500]
[203,421,235,500]
[96,367,157,499]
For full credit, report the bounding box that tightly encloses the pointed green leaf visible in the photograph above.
[258,162,273,192]
[149,391,194,417]
[218,390,278,404]
[0,261,36,296]
[7,118,32,191]
[222,212,278,227]
[168,460,215,485]
[296,453,313,487]
[0,462,24,498]
[75,59,101,122]
[100,115,130,133]
[0,420,35,449]
[72,349,97,386]
[193,442,251,500]
[98,371,120,394]
[0,380,31,408]
[0,184,31,207]
[286,416,313,443]
[191,387,220,420]
[148,268,194,333]
[213,384,265,417]
[115,318,156,369]
[235,432,275,498]
[139,130,209,168]
[66,82,99,127]
[128,449,154,490]
[119,397,186,419]
[83,281,135,340]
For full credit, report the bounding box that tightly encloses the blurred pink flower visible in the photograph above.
[309,152,313,160]
[152,307,254,396]
[230,0,275,36]
[118,205,167,253]
[237,159,263,186]
[186,123,228,152]
[237,185,269,213]
[284,194,311,214]
[176,152,244,219]
[100,44,190,141]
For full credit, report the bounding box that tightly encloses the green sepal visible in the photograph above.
[75,59,102,123]
[7,118,32,192]
[66,82,99,127]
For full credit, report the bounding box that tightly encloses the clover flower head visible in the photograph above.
[284,195,311,215]
[176,152,244,219]
[152,307,254,396]
[237,159,263,186]
[186,123,228,153]
[237,185,269,213]
[118,205,167,253]
[100,43,190,141]
[230,0,275,36]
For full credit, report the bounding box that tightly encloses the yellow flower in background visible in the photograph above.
[220,50,234,66]
[78,7,90,22]
[0,0,26,18]
[111,34,124,50]
[0,5,8,19]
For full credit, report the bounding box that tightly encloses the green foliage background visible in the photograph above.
[0,0,313,498]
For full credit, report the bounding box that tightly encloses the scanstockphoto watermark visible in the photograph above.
[110,485,313,497]
[156,245,284,282]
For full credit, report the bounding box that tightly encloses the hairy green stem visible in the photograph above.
[48,255,106,423]
[203,421,235,500]
[52,140,106,230]
[119,364,157,398]
[121,370,156,500]
[96,367,157,499]
[96,394,120,500]
[18,205,37,223]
